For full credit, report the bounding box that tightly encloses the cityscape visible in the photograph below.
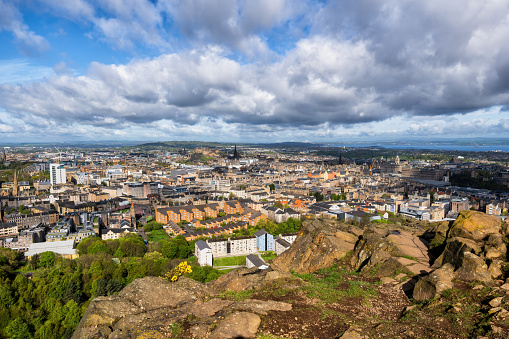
[1,0,509,338]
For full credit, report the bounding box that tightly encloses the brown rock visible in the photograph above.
[455,252,491,282]
[190,298,233,318]
[207,267,293,293]
[489,260,504,279]
[489,296,503,308]
[209,312,261,339]
[339,326,368,338]
[485,243,507,260]
[271,219,357,274]
[72,295,142,339]
[448,210,501,241]
[413,263,455,301]
[231,299,292,315]
[433,237,482,269]
[118,276,202,310]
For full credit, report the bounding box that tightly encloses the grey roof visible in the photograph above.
[275,237,291,248]
[195,240,211,250]
[254,229,268,237]
[25,240,76,257]
[246,254,267,268]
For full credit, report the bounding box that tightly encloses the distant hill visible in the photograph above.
[132,141,323,150]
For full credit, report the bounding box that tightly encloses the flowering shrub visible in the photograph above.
[161,261,192,282]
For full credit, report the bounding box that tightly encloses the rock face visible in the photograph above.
[448,210,501,241]
[271,219,359,274]
[72,276,293,339]
[208,312,261,339]
[207,267,293,292]
[412,210,508,300]
[413,264,454,301]
[351,228,432,278]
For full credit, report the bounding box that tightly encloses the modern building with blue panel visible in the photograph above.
[254,229,273,251]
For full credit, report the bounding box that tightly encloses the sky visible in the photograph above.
[1,0,509,144]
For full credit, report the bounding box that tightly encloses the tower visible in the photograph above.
[395,155,400,165]
[233,145,239,160]
[12,170,18,196]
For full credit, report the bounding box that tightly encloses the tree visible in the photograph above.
[6,318,33,339]
[269,184,275,191]
[38,252,56,268]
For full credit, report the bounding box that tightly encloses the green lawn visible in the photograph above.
[213,255,246,266]
[147,229,170,242]
[260,251,277,262]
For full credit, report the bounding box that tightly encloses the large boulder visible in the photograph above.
[351,228,432,278]
[207,267,293,293]
[433,237,482,269]
[448,210,501,241]
[208,312,261,339]
[455,252,492,282]
[413,264,455,301]
[271,219,358,274]
[430,221,451,248]
[72,276,205,339]
[118,276,204,310]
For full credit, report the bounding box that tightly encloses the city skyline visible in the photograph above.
[1,0,509,143]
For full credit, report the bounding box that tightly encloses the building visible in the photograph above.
[50,163,66,186]
[254,229,273,251]
[24,239,77,259]
[274,237,292,255]
[0,222,18,237]
[101,228,136,240]
[206,238,228,256]
[229,235,257,255]
[195,240,213,267]
[246,254,268,269]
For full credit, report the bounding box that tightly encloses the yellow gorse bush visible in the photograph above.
[160,261,192,283]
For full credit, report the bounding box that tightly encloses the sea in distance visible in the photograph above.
[329,144,509,152]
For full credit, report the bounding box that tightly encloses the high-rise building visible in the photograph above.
[50,163,66,186]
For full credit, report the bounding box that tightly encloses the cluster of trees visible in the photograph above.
[77,234,147,258]
[310,192,324,201]
[221,218,302,238]
[143,220,163,233]
[0,233,221,339]
[330,193,347,201]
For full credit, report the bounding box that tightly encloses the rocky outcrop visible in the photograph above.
[72,275,293,339]
[454,252,491,282]
[208,312,261,339]
[412,211,509,300]
[433,237,482,268]
[271,219,359,274]
[448,210,501,241]
[351,228,431,278]
[412,264,454,301]
[207,267,293,292]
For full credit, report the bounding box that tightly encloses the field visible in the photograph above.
[213,255,246,266]
[146,229,170,242]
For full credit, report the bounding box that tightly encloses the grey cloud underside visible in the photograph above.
[2,0,509,131]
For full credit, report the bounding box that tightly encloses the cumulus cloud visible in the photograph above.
[1,0,509,141]
[0,0,49,55]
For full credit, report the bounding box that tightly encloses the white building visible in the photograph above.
[195,240,213,267]
[246,254,268,269]
[50,163,66,186]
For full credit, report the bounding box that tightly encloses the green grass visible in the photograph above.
[219,289,255,301]
[260,251,277,262]
[213,255,246,266]
[146,229,170,242]
[294,264,376,303]
[401,255,419,262]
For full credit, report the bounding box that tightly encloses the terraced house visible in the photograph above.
[155,203,220,224]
